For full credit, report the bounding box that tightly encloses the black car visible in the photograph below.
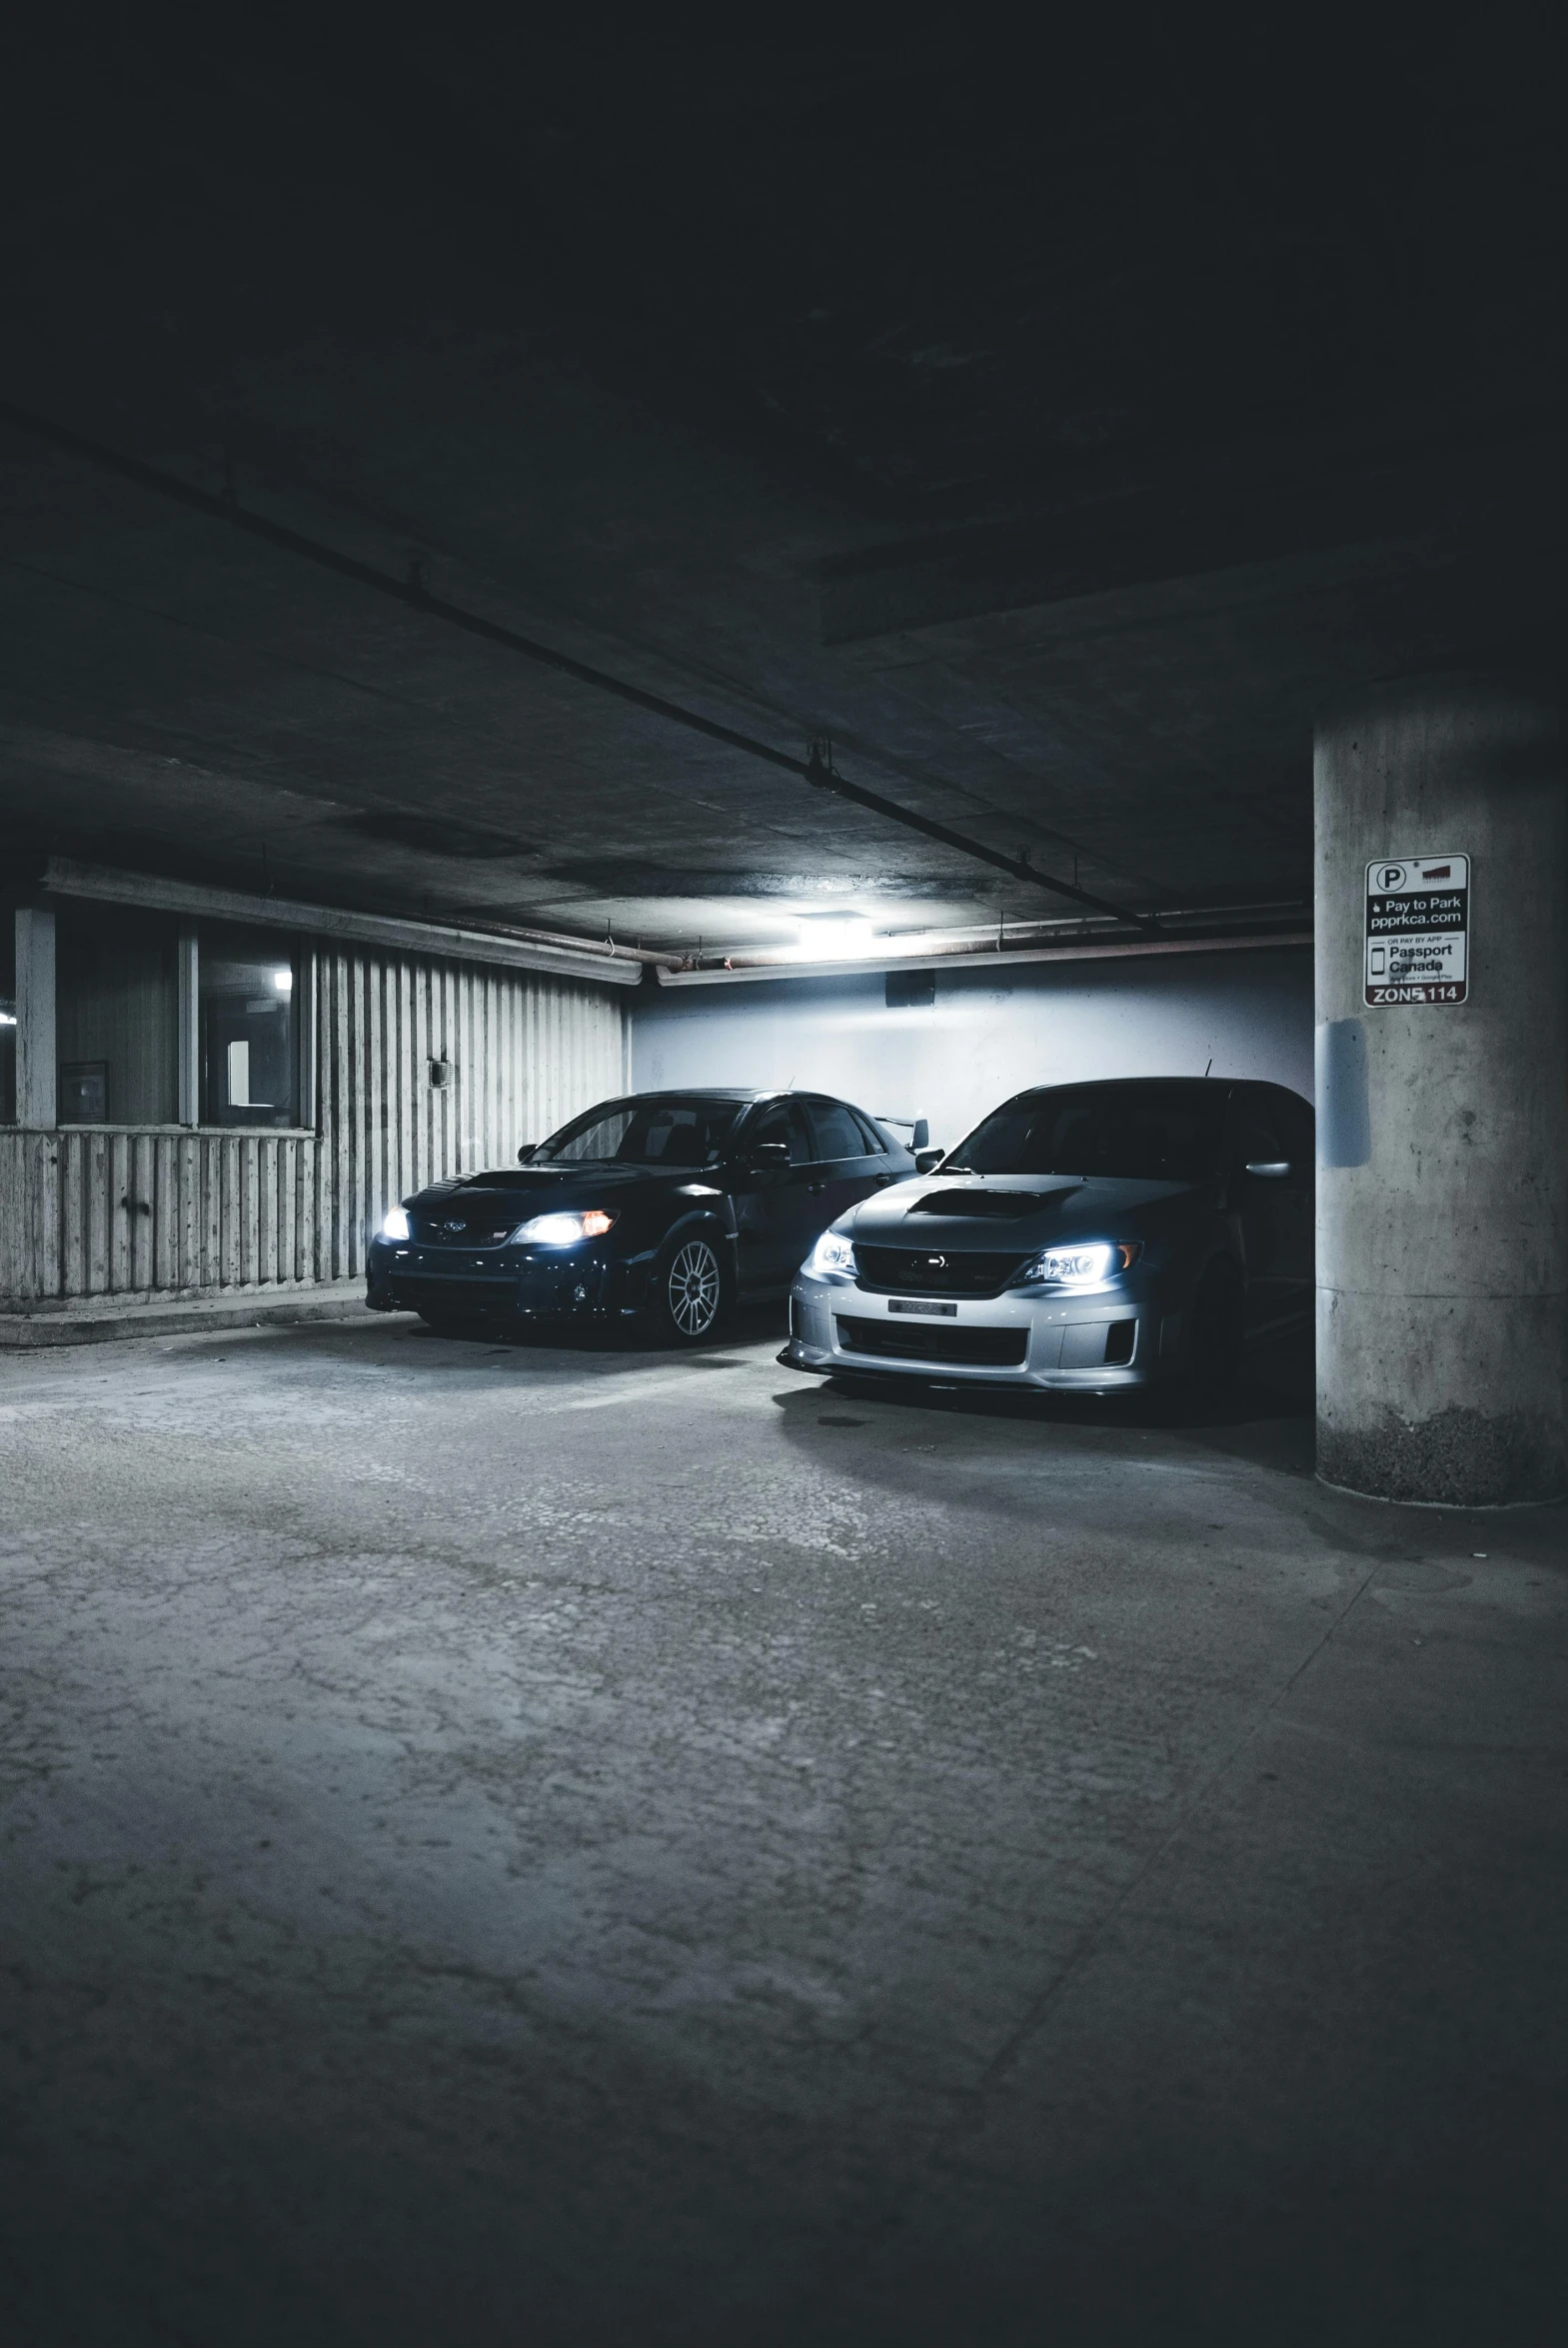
[784,1076,1314,1391]
[366,1089,920,1342]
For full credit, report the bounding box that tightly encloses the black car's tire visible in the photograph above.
[650,1230,732,1344]
[1187,1261,1244,1391]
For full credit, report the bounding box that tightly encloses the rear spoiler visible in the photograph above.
[876,1116,929,1150]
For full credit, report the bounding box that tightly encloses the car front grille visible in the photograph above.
[852,1244,1026,1297]
[409,1219,517,1248]
[834,1315,1028,1367]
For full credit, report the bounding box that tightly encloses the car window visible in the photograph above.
[850,1108,889,1155]
[946,1083,1226,1181]
[537,1095,743,1166]
[748,1103,812,1166]
[1272,1091,1315,1170]
[1232,1093,1285,1168]
[805,1099,868,1163]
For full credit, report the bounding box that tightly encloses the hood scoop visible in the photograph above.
[908,1187,1063,1218]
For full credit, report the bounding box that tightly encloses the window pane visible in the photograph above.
[201,926,298,1129]
[949,1083,1227,1181]
[806,1099,869,1163]
[545,1107,636,1162]
[1232,1093,1284,1167]
[851,1108,889,1155]
[1274,1091,1315,1167]
[56,906,178,1125]
[538,1095,744,1166]
[749,1103,812,1165]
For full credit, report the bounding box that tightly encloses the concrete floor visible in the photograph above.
[2,1312,1564,2346]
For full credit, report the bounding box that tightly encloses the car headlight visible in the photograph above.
[805,1228,856,1277]
[513,1208,617,1246]
[1014,1239,1140,1288]
[382,1206,411,1240]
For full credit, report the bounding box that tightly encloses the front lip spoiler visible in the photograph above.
[794,1350,1153,1391]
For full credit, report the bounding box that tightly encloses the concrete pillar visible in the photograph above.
[1314,677,1566,1504]
[15,906,57,1130]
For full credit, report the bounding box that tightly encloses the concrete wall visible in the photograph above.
[632,946,1313,1147]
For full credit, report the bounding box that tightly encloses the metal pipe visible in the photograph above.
[655,928,1310,986]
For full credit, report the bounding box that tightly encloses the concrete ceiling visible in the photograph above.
[1,18,1562,961]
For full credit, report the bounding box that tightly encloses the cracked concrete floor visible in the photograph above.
[1,1312,1564,2346]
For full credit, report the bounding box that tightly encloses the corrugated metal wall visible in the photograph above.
[0,1129,319,1299]
[0,946,626,1302]
[312,947,628,1281]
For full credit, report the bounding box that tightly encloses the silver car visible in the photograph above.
[782,1077,1314,1393]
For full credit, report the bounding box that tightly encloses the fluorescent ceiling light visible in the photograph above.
[793,916,875,959]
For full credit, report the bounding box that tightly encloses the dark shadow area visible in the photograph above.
[770,1325,1318,1486]
[789,1329,1312,1438]
[387,1296,788,1367]
[1167,1327,1316,1474]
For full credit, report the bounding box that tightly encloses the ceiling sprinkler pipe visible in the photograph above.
[801,741,1158,933]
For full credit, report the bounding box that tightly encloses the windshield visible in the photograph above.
[535,1095,745,1168]
[945,1084,1226,1182]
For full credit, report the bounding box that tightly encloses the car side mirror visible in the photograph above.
[748,1141,790,1174]
[517,1144,536,1164]
[913,1147,944,1174]
[1244,1160,1291,1178]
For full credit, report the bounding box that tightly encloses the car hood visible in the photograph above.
[842,1172,1200,1245]
[405,1163,718,1215]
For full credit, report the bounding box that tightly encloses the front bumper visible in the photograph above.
[784,1270,1179,1388]
[366,1240,646,1321]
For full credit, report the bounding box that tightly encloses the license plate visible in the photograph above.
[888,1298,957,1316]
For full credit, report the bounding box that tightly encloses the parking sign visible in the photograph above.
[1364,856,1469,1006]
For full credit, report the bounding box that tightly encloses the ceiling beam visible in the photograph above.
[38,860,644,987]
[0,398,1159,936]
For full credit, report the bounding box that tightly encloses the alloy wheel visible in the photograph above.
[667,1239,722,1336]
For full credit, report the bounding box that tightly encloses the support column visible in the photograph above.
[295,948,318,1130]
[178,925,200,1126]
[15,906,57,1130]
[1314,677,1566,1504]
